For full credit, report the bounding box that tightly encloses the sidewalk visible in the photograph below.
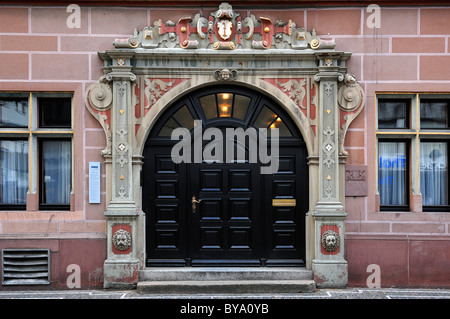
[0,287,449,299]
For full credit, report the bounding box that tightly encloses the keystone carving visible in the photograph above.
[214,68,237,81]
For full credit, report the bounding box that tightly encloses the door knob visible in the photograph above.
[192,196,202,213]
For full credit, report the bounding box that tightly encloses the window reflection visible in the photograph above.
[420,100,449,129]
[233,95,250,120]
[254,106,292,136]
[420,142,448,206]
[173,105,194,130]
[0,98,29,128]
[158,117,180,136]
[378,141,408,207]
[254,106,277,129]
[378,100,409,129]
[0,140,28,205]
[200,94,217,119]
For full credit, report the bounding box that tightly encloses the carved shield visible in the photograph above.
[217,19,233,40]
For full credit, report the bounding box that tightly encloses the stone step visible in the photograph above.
[137,279,316,294]
[139,267,313,282]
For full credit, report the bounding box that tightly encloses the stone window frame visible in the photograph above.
[0,92,75,211]
[375,92,450,213]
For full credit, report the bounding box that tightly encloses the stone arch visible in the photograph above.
[135,76,317,157]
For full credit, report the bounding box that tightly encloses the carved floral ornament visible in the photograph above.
[113,2,335,51]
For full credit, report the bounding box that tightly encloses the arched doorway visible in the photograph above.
[142,85,309,267]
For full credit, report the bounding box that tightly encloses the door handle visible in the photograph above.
[192,196,202,213]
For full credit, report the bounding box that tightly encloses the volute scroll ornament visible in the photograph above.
[338,74,363,111]
[86,82,112,112]
[337,73,366,156]
[85,80,113,156]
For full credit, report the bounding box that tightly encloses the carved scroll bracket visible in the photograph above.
[337,73,366,156]
[85,79,113,157]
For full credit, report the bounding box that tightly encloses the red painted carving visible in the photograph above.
[112,224,132,255]
[134,77,188,135]
[262,77,317,135]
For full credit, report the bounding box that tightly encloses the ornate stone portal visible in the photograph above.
[85,2,365,289]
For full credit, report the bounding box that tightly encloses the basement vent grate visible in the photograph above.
[2,249,50,285]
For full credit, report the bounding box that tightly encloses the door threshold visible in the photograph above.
[139,266,313,282]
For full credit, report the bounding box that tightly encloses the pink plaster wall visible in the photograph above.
[0,4,449,288]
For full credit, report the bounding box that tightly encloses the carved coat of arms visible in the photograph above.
[217,19,233,40]
[113,2,336,51]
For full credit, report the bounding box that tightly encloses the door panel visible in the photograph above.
[189,162,262,265]
[144,147,187,266]
[263,147,307,266]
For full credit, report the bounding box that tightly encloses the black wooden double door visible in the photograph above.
[142,86,308,267]
[143,144,307,267]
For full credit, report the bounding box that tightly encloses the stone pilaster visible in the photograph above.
[312,53,348,288]
[101,53,141,289]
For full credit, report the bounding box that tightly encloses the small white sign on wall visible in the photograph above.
[89,162,101,204]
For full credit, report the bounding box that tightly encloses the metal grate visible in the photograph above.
[2,249,50,285]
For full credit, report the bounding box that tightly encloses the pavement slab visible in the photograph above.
[0,287,449,299]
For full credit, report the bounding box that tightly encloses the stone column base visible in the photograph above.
[312,259,348,288]
[103,259,140,289]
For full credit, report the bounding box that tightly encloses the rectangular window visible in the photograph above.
[0,139,28,209]
[0,93,73,211]
[40,139,72,210]
[378,141,409,210]
[377,94,450,213]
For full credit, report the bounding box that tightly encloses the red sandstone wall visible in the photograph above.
[0,4,449,288]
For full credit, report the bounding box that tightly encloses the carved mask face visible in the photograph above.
[221,71,231,79]
[321,229,339,252]
[113,229,131,251]
[115,233,128,249]
[326,235,336,247]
